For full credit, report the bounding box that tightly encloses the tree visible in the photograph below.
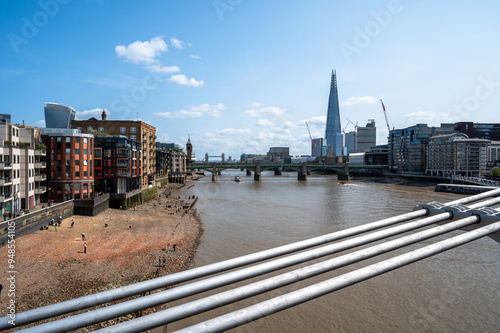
[488,168,500,177]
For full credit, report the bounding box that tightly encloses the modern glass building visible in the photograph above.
[44,102,76,129]
[324,70,342,156]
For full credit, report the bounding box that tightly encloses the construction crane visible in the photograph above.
[380,99,394,132]
[346,118,358,153]
[305,121,314,157]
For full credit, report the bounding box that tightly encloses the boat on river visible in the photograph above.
[234,176,242,182]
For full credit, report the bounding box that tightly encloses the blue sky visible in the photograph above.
[2,0,500,160]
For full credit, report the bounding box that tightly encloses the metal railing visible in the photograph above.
[4,188,500,332]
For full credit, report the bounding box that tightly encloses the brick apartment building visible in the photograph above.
[72,110,156,189]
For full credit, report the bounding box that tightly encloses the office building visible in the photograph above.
[324,70,343,156]
[40,128,94,202]
[344,131,356,154]
[72,110,156,189]
[455,122,500,141]
[267,147,291,163]
[44,102,76,129]
[312,138,325,157]
[356,119,376,153]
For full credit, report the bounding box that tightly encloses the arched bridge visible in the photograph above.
[187,162,386,181]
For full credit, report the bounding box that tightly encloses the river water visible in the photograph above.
[165,170,500,333]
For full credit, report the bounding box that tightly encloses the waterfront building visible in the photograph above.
[40,128,94,202]
[0,123,46,216]
[156,143,187,183]
[356,119,376,153]
[324,70,343,156]
[240,153,267,163]
[388,124,457,173]
[426,133,490,177]
[487,141,500,169]
[44,102,76,129]
[455,122,500,141]
[365,144,389,165]
[267,147,291,163]
[93,136,141,194]
[72,110,156,189]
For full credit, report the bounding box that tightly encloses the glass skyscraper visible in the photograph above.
[44,102,76,129]
[325,70,343,156]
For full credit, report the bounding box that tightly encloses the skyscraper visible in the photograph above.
[325,70,343,156]
[44,102,76,129]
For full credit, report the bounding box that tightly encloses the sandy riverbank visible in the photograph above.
[0,183,203,331]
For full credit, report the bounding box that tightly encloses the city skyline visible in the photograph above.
[2,1,500,159]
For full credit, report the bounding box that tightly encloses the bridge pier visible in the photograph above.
[338,173,349,181]
[212,165,218,182]
[246,169,252,176]
[298,172,307,181]
[274,168,282,176]
[254,162,261,181]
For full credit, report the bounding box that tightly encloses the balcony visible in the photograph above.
[0,161,12,170]
[35,174,47,182]
[35,161,47,169]
[0,193,12,203]
[35,186,47,194]
[0,177,12,186]
[35,149,47,156]
[117,162,129,168]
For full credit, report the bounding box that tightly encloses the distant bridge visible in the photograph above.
[187,162,386,181]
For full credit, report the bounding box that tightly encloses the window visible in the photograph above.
[94,149,101,157]
[87,127,93,132]
[84,171,87,177]
[83,160,88,166]
[66,137,71,143]
[75,137,80,143]
[75,159,80,166]
[75,149,80,154]
[84,138,87,144]
[83,183,88,191]
[98,127,104,132]
[120,127,126,134]
[75,171,80,178]
[130,127,136,134]
[66,149,70,155]
[57,137,61,142]
[84,149,88,155]
[131,135,136,141]
[75,183,81,191]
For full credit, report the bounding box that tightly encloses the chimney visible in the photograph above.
[101,109,107,121]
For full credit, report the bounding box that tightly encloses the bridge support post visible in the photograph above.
[254,162,261,181]
[338,173,349,181]
[298,163,307,181]
[246,169,252,176]
[274,168,282,176]
[212,165,218,182]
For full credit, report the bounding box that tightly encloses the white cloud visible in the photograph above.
[241,106,285,117]
[32,119,45,127]
[147,64,180,73]
[340,96,378,107]
[169,74,204,87]
[190,54,201,59]
[76,108,108,120]
[405,110,453,122]
[215,128,252,135]
[249,102,262,107]
[154,103,224,119]
[171,37,191,49]
[257,119,273,127]
[115,36,168,64]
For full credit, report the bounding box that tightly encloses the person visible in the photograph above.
[162,257,166,267]
[173,244,176,252]
[158,257,162,267]
[3,212,6,221]
[84,242,87,254]
[71,220,74,228]
[129,224,132,230]
[82,233,86,241]
[0,283,3,297]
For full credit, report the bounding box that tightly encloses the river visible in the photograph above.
[164,170,500,333]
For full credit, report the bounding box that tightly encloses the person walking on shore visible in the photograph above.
[84,242,87,254]
[158,257,162,267]
[82,233,86,241]
[71,220,74,228]
[162,257,166,267]
[173,244,176,252]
